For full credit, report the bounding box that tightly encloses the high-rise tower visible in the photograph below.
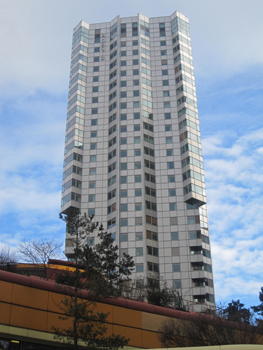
[61,11,215,311]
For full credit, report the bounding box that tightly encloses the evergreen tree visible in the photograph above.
[53,208,134,350]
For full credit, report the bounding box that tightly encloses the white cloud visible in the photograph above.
[203,129,263,304]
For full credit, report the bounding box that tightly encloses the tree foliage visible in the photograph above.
[53,209,135,350]
[0,246,17,271]
[219,299,253,325]
[158,300,263,347]
[252,287,263,327]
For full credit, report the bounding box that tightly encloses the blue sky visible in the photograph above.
[0,0,263,309]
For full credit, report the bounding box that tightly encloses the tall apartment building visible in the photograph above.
[61,11,215,310]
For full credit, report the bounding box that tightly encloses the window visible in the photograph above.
[95,29,100,43]
[108,189,116,200]
[168,175,175,183]
[165,125,172,131]
[120,176,127,184]
[172,247,180,256]
[120,114,127,120]
[120,190,127,197]
[170,217,178,225]
[173,280,182,289]
[120,103,127,109]
[171,231,178,240]
[121,61,126,66]
[161,59,168,65]
[89,194,95,202]
[169,189,176,196]
[133,49,138,55]
[173,263,180,272]
[92,108,98,114]
[90,155,96,162]
[89,168,96,175]
[167,161,174,169]
[120,92,127,98]
[134,136,141,143]
[188,216,197,224]
[136,233,143,241]
[166,137,172,144]
[121,163,127,170]
[94,56,99,62]
[93,86,98,92]
[136,247,143,256]
[94,47,100,52]
[108,175,116,186]
[120,138,127,145]
[136,264,143,273]
[91,119,97,126]
[134,101,140,108]
[135,175,141,183]
[121,81,127,87]
[89,143,97,151]
[163,80,169,86]
[161,50,167,55]
[133,40,138,45]
[163,91,170,97]
[146,215,157,226]
[134,149,141,156]
[108,203,116,214]
[162,69,168,75]
[166,149,173,156]
[93,76,99,82]
[120,218,128,227]
[121,71,126,76]
[135,217,143,226]
[164,102,170,108]
[109,137,116,147]
[134,124,140,131]
[133,69,139,75]
[88,208,95,217]
[134,112,140,119]
[89,181,96,188]
[92,97,98,103]
[120,203,128,212]
[160,40,166,46]
[164,112,171,119]
[120,150,127,157]
[133,90,139,97]
[121,126,127,132]
[169,202,177,211]
[135,202,142,211]
[91,131,97,138]
[93,66,99,72]
[133,80,139,86]
[134,161,141,169]
[120,234,128,242]
[135,188,142,196]
[107,217,116,228]
[121,51,126,56]
[108,162,116,173]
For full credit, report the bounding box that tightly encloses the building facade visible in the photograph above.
[61,11,215,310]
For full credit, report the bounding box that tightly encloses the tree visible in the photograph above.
[252,287,263,326]
[158,301,263,347]
[0,246,17,271]
[146,276,188,311]
[18,239,63,279]
[220,299,253,325]
[53,209,135,350]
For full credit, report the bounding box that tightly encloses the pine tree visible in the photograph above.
[53,208,134,350]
